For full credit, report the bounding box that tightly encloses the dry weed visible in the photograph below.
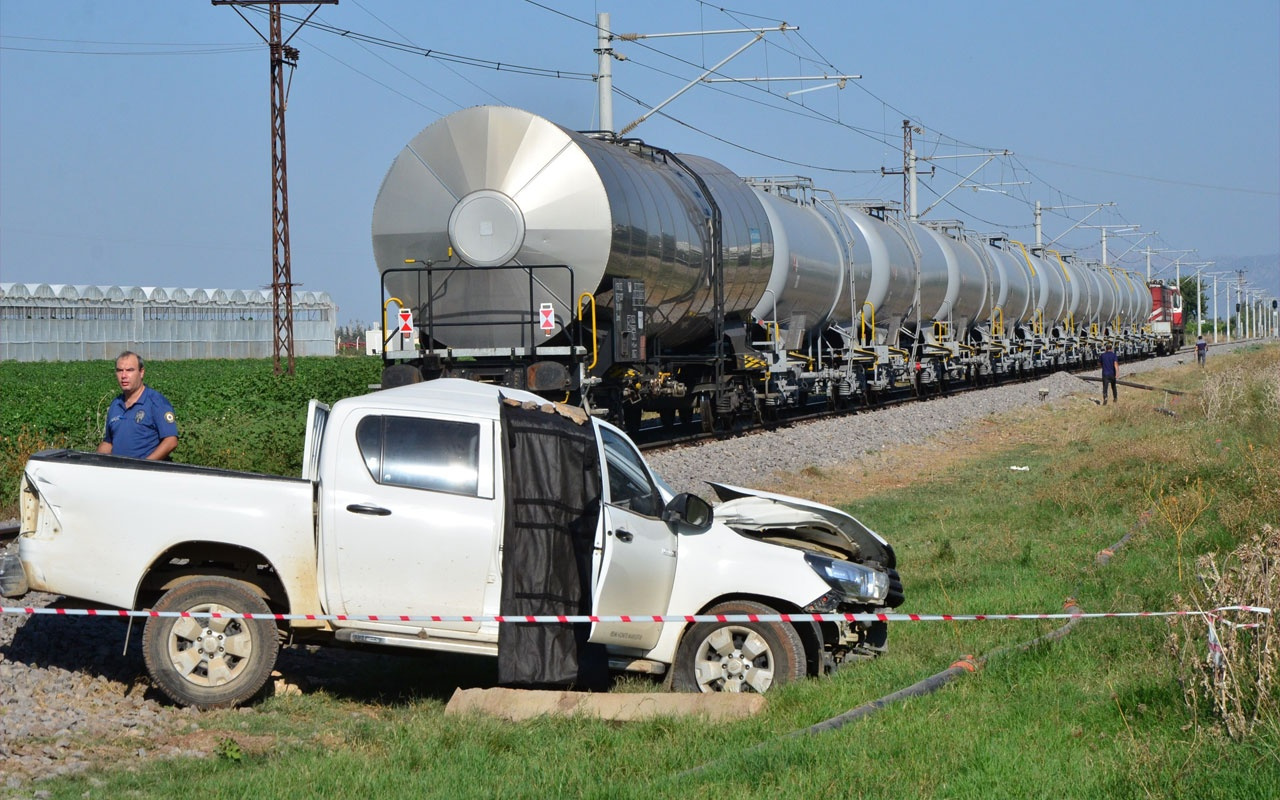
[1145,474,1215,583]
[1168,525,1279,740]
[1198,366,1246,421]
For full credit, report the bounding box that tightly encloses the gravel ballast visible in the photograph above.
[0,347,1235,790]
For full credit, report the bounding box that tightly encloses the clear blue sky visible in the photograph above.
[3,0,1277,325]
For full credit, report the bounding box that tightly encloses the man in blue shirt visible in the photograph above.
[1099,343,1119,406]
[97,351,179,460]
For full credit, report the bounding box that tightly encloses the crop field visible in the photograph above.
[1,346,1277,799]
[0,355,381,518]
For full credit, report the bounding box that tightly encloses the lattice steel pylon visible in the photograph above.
[215,1,336,374]
[268,7,297,375]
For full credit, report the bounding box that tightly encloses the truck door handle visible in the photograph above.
[614,529,634,543]
[346,503,391,516]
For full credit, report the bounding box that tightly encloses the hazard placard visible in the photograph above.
[538,303,555,334]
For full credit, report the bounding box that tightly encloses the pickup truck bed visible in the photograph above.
[17,450,318,614]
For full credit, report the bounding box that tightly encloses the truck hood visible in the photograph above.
[708,482,895,569]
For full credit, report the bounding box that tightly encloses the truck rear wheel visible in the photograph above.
[672,600,806,693]
[142,577,279,709]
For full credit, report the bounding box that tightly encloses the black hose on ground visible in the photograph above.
[673,509,1152,779]
[787,599,1085,741]
[1079,375,1189,395]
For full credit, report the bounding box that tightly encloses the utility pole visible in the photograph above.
[902,119,917,219]
[596,13,615,133]
[214,1,336,375]
[1079,224,1138,267]
[1209,272,1223,343]
[881,120,930,219]
[1236,270,1247,339]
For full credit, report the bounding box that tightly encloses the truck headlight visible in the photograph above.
[804,553,889,604]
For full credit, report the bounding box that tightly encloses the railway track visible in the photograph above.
[632,339,1234,453]
[633,356,1113,451]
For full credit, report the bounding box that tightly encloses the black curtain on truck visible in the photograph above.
[497,398,607,690]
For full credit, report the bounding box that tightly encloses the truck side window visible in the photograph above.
[600,427,662,517]
[355,415,480,496]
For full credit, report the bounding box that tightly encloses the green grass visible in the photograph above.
[6,346,1279,798]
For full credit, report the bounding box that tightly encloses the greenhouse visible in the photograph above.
[0,283,336,361]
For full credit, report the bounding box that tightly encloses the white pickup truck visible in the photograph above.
[2,379,902,709]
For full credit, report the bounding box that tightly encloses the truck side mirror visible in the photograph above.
[662,493,713,532]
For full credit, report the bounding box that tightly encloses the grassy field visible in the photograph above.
[3,346,1278,799]
[0,355,382,518]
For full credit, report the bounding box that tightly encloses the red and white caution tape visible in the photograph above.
[0,605,1270,626]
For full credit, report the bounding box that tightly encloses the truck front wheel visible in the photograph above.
[142,577,279,709]
[673,600,807,693]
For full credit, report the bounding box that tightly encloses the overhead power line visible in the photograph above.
[253,5,595,80]
[1018,154,1280,197]
[0,34,259,56]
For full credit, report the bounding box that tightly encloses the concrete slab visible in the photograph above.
[444,687,766,722]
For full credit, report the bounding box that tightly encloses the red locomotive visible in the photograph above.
[1148,281,1184,355]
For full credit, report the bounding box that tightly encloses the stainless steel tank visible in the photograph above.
[371,105,775,350]
[901,223,949,330]
[1046,250,1084,328]
[1114,268,1139,329]
[1116,269,1152,327]
[1014,244,1066,328]
[1082,265,1106,328]
[1112,269,1136,327]
[1091,265,1119,329]
[838,206,918,341]
[912,223,989,334]
[747,184,849,340]
[983,241,1033,331]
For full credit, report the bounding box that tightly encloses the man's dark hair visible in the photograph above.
[116,350,145,370]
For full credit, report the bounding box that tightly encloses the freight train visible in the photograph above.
[371,105,1159,431]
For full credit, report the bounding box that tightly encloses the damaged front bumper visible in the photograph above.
[803,565,904,668]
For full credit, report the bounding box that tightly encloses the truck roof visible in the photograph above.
[336,377,547,419]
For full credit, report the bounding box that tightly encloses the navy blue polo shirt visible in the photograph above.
[104,387,179,459]
[1099,350,1118,377]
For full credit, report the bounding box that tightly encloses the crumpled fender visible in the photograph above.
[707,481,896,569]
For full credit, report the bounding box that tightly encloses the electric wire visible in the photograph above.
[7,5,1243,268]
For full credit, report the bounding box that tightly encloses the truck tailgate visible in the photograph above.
[19,451,314,611]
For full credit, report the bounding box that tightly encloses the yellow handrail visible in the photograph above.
[991,306,1004,337]
[1009,239,1038,277]
[861,302,876,344]
[1047,249,1070,282]
[577,292,598,371]
[382,296,405,348]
